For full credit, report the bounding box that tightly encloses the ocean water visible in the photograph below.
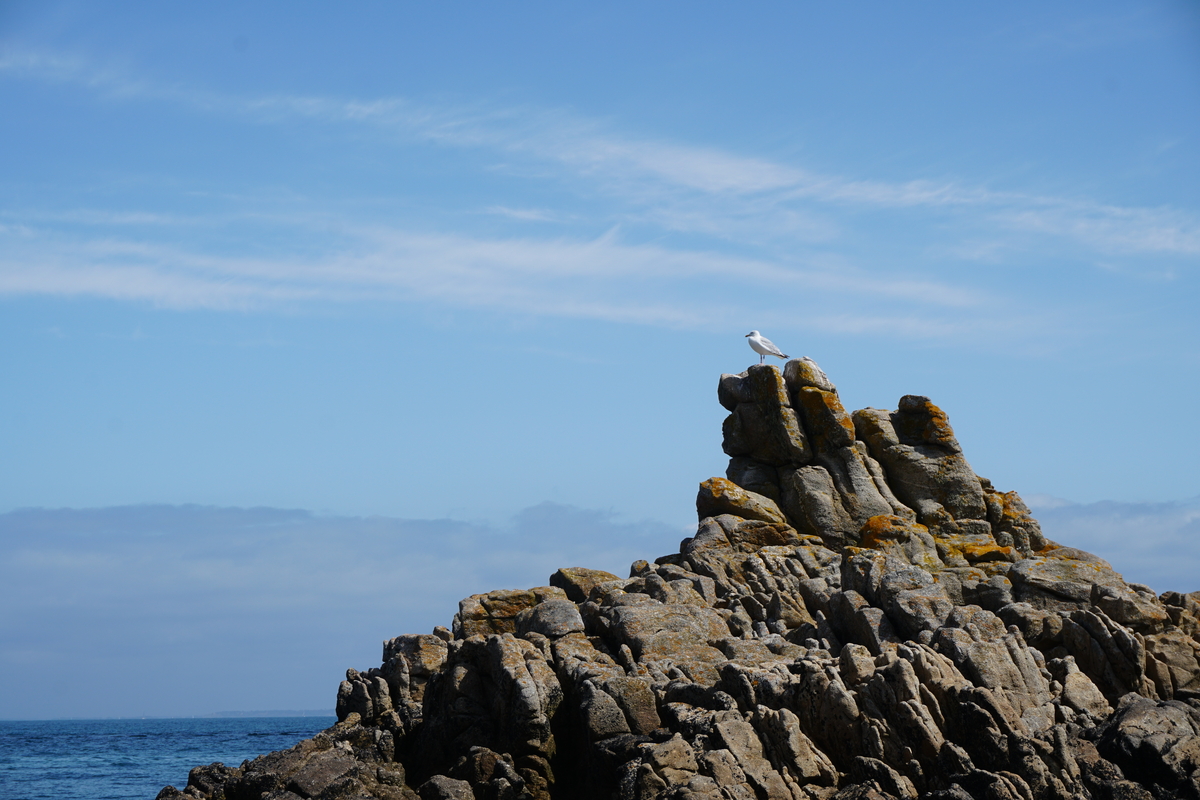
[0,716,336,800]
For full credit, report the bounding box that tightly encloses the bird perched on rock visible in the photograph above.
[745,330,788,364]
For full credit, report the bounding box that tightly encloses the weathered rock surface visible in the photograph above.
[161,362,1200,800]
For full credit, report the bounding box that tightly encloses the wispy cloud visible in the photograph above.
[485,206,563,223]
[5,47,1196,259]
[0,219,992,335]
[1000,202,1200,257]
[0,48,1195,344]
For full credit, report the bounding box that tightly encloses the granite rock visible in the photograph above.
[163,361,1200,800]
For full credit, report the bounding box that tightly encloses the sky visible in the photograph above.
[1,1,1198,719]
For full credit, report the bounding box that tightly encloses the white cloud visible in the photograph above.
[3,48,1196,265]
[0,503,678,718]
[1033,497,1200,593]
[0,222,991,333]
[485,206,562,223]
[0,47,1192,356]
[999,203,1200,258]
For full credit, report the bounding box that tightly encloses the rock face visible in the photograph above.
[159,363,1200,800]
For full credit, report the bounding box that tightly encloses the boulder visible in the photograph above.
[550,567,621,602]
[1009,548,1127,612]
[453,586,568,638]
[696,477,788,524]
[720,366,812,467]
[852,398,987,523]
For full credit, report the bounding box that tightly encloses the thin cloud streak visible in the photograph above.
[3,49,1197,262]
[295,94,1200,258]
[0,221,989,327]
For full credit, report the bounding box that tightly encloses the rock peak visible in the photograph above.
[160,361,1200,800]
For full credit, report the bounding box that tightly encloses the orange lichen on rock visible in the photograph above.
[960,543,1017,563]
[793,386,856,452]
[696,476,788,524]
[858,514,927,549]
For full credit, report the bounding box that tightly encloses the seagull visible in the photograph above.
[745,330,788,364]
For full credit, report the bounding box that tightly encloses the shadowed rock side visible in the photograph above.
[160,363,1200,800]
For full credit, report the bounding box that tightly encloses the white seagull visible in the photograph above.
[745,330,788,364]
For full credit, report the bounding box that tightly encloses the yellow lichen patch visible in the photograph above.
[480,590,537,618]
[703,476,741,499]
[794,386,855,451]
[932,567,987,589]
[918,400,957,446]
[858,514,928,549]
[931,530,994,561]
[747,364,792,409]
[697,477,787,525]
[990,490,1031,524]
[961,544,1017,563]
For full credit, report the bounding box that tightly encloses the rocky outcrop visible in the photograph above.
[159,362,1200,800]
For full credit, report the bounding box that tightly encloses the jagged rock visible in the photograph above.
[714,718,797,799]
[550,567,622,602]
[516,599,585,638]
[793,385,856,454]
[780,463,861,545]
[602,600,730,683]
[417,775,473,800]
[453,586,568,638]
[1008,547,1129,613]
[858,515,942,572]
[752,705,838,786]
[603,675,661,734]
[1090,582,1169,634]
[1050,656,1112,719]
[696,477,787,524]
[187,763,242,796]
[163,360,1200,800]
[580,679,632,741]
[1096,694,1200,794]
[1145,628,1200,700]
[446,747,529,799]
[784,357,837,394]
[982,486,1046,555]
[852,398,987,523]
[288,750,360,798]
[381,634,448,732]
[726,457,783,503]
[720,366,812,467]
[686,513,805,555]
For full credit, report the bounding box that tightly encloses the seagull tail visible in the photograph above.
[774,353,789,360]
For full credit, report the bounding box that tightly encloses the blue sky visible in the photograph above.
[1,2,1198,718]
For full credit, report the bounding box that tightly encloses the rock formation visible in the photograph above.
[159,363,1200,800]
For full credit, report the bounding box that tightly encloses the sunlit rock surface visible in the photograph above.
[160,363,1200,800]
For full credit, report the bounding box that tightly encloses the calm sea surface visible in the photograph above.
[0,717,336,800]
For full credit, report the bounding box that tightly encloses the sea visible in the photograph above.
[0,716,337,800]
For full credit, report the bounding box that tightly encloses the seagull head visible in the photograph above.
[745,331,758,337]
